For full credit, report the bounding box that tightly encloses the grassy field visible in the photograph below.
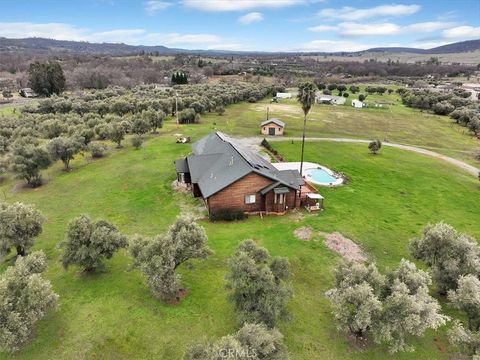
[0,123,479,359]
[191,87,480,166]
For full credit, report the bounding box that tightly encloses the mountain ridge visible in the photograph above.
[0,37,479,57]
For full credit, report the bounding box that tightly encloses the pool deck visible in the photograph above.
[271,161,344,186]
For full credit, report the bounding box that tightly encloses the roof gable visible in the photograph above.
[260,118,285,127]
[186,132,302,198]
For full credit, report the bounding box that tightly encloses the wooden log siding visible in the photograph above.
[206,172,298,214]
[206,172,272,214]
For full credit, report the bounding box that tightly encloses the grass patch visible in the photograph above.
[0,132,478,359]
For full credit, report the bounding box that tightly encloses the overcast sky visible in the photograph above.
[1,0,479,52]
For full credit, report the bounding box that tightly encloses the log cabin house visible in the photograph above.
[175,132,305,216]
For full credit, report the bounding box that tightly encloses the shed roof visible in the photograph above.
[184,132,303,198]
[260,118,285,128]
[174,158,189,173]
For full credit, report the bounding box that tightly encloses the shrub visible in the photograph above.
[88,142,108,158]
[131,136,143,149]
[209,208,248,221]
[368,140,382,154]
[183,323,287,360]
[178,108,196,124]
[215,105,225,115]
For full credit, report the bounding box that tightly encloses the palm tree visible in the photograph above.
[297,82,317,177]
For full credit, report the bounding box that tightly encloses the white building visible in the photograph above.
[351,99,363,108]
[316,95,346,105]
[276,92,292,99]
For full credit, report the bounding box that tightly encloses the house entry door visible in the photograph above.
[268,127,275,135]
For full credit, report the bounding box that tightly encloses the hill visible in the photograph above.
[0,36,479,58]
[364,39,480,54]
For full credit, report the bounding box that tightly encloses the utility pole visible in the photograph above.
[175,92,179,124]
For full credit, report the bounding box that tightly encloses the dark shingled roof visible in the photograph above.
[183,132,303,198]
[260,118,285,128]
[175,159,189,173]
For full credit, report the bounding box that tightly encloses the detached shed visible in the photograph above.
[351,99,363,108]
[276,92,292,99]
[260,118,285,136]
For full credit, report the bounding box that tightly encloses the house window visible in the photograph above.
[274,193,284,204]
[245,194,256,204]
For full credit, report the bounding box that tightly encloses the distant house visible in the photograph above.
[19,88,38,98]
[316,95,346,105]
[260,118,285,136]
[351,99,363,108]
[175,132,304,215]
[276,92,292,99]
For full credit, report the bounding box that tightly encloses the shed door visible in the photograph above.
[268,127,276,135]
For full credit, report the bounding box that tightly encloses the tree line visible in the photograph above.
[400,88,480,139]
[0,82,272,186]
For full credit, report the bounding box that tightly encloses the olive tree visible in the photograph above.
[10,142,51,187]
[0,202,44,257]
[0,251,58,353]
[448,320,480,358]
[129,216,212,302]
[327,259,448,353]
[131,117,150,136]
[225,240,293,328]
[61,214,127,272]
[142,109,165,133]
[448,275,480,331]
[107,122,126,148]
[409,223,480,294]
[47,136,84,170]
[326,261,385,338]
[184,323,288,360]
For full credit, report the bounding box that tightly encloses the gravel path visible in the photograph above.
[245,136,479,177]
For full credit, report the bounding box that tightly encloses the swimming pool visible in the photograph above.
[271,161,344,186]
[304,167,343,186]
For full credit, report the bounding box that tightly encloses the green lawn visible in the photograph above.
[0,129,479,359]
[195,92,479,166]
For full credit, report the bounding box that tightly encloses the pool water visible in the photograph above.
[304,168,338,185]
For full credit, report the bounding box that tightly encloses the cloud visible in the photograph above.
[182,0,305,12]
[338,22,401,36]
[308,25,338,32]
[406,22,456,32]
[293,39,376,52]
[0,22,89,41]
[238,12,264,25]
[442,26,480,39]
[158,33,222,45]
[144,1,172,14]
[318,4,421,21]
[89,29,147,43]
[0,21,229,48]
[308,21,458,37]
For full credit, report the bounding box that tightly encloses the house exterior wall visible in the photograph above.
[205,172,300,214]
[206,172,273,214]
[260,123,284,136]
